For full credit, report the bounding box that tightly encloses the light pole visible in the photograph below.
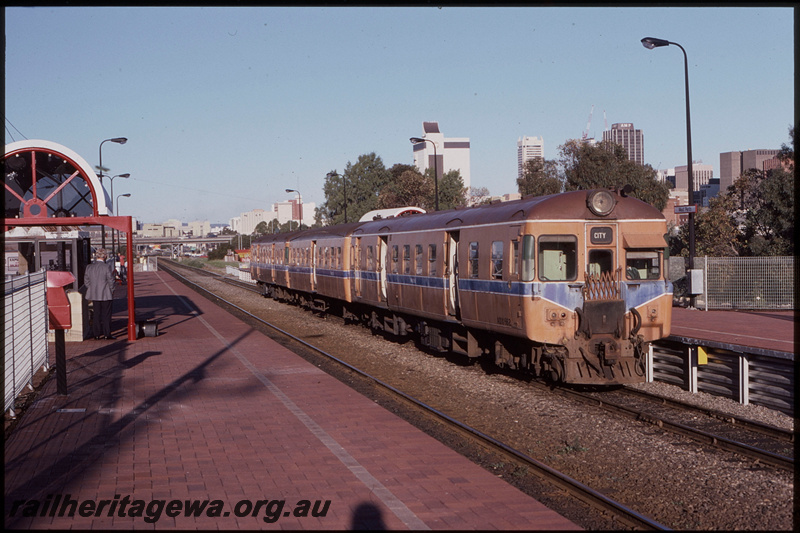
[113,193,131,278]
[326,171,348,223]
[109,173,130,216]
[410,137,439,211]
[98,137,127,247]
[641,36,696,305]
[285,188,302,230]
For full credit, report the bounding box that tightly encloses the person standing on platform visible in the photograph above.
[84,248,115,339]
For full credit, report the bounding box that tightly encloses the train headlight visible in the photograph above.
[587,190,616,216]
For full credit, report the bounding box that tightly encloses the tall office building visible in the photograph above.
[411,121,471,190]
[517,136,544,179]
[602,123,644,165]
[719,149,781,192]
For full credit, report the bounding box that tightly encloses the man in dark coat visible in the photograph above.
[84,248,115,339]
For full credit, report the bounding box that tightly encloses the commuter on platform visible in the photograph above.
[84,248,115,339]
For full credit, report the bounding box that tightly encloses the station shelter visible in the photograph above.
[4,140,137,341]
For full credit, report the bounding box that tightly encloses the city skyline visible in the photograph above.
[5,6,793,224]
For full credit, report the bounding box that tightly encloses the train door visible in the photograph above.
[352,237,361,298]
[378,236,388,302]
[311,241,317,292]
[446,231,460,317]
[269,244,275,283]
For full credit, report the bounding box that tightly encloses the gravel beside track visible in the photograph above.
[175,263,795,530]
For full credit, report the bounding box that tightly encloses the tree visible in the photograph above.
[319,153,391,225]
[516,158,562,197]
[727,166,794,256]
[436,169,468,210]
[558,139,670,211]
[377,168,432,210]
[670,194,740,257]
[254,221,269,236]
[468,186,491,206]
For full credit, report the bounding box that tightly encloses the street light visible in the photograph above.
[98,137,128,183]
[98,137,127,247]
[112,193,132,278]
[285,188,302,230]
[326,171,348,223]
[410,137,439,211]
[109,173,130,216]
[641,36,696,305]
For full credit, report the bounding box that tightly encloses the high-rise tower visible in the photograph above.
[517,136,544,179]
[602,123,644,165]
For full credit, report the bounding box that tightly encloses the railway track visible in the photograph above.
[557,386,794,471]
[164,260,794,472]
[160,260,670,530]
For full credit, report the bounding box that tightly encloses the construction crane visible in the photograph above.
[582,105,594,141]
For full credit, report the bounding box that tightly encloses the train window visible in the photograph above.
[626,251,661,280]
[416,245,423,275]
[367,246,375,270]
[522,235,535,281]
[538,235,577,281]
[588,249,614,276]
[391,245,399,274]
[491,241,503,279]
[428,244,437,277]
[337,246,342,268]
[403,245,411,275]
[469,242,479,279]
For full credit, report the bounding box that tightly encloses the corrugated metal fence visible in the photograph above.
[649,340,794,416]
[4,270,49,416]
[670,256,794,310]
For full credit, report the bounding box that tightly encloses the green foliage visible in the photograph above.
[208,244,230,260]
[558,139,670,211]
[319,153,391,225]
[517,157,562,197]
[437,169,468,210]
[378,167,432,210]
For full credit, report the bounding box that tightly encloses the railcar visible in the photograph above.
[251,189,672,385]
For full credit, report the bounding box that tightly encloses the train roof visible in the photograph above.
[353,189,664,236]
[250,190,665,247]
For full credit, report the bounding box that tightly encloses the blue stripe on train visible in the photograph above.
[253,265,671,309]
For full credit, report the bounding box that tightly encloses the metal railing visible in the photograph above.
[4,271,49,416]
[669,256,794,310]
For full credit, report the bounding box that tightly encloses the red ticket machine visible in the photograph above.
[46,271,75,329]
[46,270,74,394]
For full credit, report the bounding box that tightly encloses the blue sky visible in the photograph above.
[5,6,794,224]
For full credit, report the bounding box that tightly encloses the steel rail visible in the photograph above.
[555,388,794,471]
[620,386,794,443]
[161,260,671,531]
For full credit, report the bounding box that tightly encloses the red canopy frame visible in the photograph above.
[4,216,137,341]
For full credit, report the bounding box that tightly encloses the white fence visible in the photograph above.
[4,271,49,416]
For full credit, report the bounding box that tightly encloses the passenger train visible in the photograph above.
[250,189,672,385]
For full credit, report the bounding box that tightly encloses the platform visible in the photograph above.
[670,307,794,356]
[4,271,578,530]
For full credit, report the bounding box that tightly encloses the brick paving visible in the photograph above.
[5,271,578,530]
[671,307,794,354]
